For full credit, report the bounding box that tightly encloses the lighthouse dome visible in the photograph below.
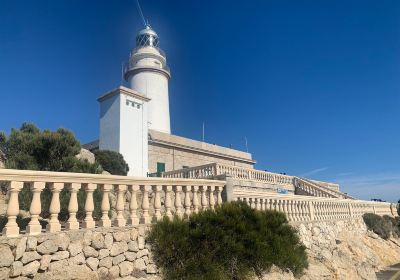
[136,25,159,48]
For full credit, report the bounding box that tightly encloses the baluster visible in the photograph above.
[98,184,112,227]
[153,185,162,221]
[260,199,265,210]
[250,198,255,209]
[3,181,23,237]
[174,186,184,218]
[128,185,140,225]
[209,186,215,209]
[192,186,199,213]
[114,184,127,227]
[184,185,192,217]
[286,200,292,221]
[254,198,259,210]
[293,201,299,221]
[26,182,46,235]
[281,199,287,215]
[216,186,223,206]
[140,185,151,224]
[163,185,173,219]
[82,183,97,229]
[201,186,208,210]
[66,183,81,230]
[46,182,64,232]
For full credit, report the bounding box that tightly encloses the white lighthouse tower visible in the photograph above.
[124,25,171,134]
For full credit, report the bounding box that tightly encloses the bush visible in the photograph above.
[94,150,129,175]
[363,213,393,239]
[147,202,308,280]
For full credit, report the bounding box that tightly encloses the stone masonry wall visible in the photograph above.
[0,226,160,280]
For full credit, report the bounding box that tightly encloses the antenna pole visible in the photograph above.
[135,0,147,27]
[202,122,205,142]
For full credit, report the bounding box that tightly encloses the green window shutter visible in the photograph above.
[157,162,165,174]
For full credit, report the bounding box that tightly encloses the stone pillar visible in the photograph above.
[66,183,81,230]
[174,186,183,218]
[3,181,23,237]
[209,186,215,210]
[26,182,46,235]
[46,182,64,233]
[201,186,208,210]
[192,186,199,214]
[82,183,97,229]
[184,185,192,217]
[129,185,140,225]
[99,184,112,227]
[153,185,162,221]
[140,185,151,224]
[163,185,173,219]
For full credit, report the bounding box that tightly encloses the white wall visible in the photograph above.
[99,95,120,151]
[129,72,170,134]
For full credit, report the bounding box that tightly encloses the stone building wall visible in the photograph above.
[0,226,160,280]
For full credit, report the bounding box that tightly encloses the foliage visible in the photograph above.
[398,200,400,216]
[0,123,104,221]
[94,150,129,175]
[147,202,308,280]
[363,213,394,240]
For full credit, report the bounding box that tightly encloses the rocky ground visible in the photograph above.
[262,219,400,280]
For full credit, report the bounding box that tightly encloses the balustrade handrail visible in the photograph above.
[0,168,225,238]
[295,177,353,199]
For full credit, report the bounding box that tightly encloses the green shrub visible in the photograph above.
[363,213,393,239]
[147,202,308,280]
[94,150,129,175]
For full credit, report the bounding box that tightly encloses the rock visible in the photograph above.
[112,254,126,265]
[113,231,130,242]
[128,241,139,252]
[91,232,105,249]
[0,244,14,267]
[68,253,85,265]
[68,242,83,257]
[15,237,27,260]
[124,251,137,261]
[312,227,321,237]
[83,246,99,258]
[86,257,99,271]
[97,267,109,280]
[76,148,95,164]
[134,258,146,271]
[48,260,69,272]
[10,261,23,277]
[39,255,51,270]
[37,239,58,255]
[33,264,97,280]
[26,237,38,251]
[21,260,40,276]
[146,264,157,274]
[102,170,111,175]
[98,249,110,259]
[108,266,120,278]
[110,241,128,256]
[51,251,69,261]
[119,261,133,277]
[104,233,113,249]
[0,267,10,280]
[99,257,112,269]
[130,228,138,240]
[137,249,148,258]
[21,251,42,264]
[83,230,93,246]
[138,237,145,249]
[56,234,70,251]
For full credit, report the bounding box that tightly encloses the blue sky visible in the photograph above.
[0,1,399,201]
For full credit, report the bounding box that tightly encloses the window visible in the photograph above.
[182,166,189,169]
[157,162,165,175]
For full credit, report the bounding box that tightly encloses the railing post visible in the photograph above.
[163,185,173,219]
[192,186,199,213]
[201,185,208,210]
[216,186,223,205]
[174,185,183,218]
[129,185,140,225]
[184,185,192,217]
[82,183,97,229]
[114,184,127,227]
[26,181,46,235]
[66,183,81,230]
[46,182,64,233]
[309,201,315,221]
[3,181,23,237]
[153,185,162,221]
[99,184,112,227]
[140,185,151,224]
[209,186,215,210]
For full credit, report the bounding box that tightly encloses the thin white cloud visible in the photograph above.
[335,172,400,202]
[301,167,329,177]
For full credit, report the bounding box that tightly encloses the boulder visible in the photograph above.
[21,260,40,277]
[33,264,97,280]
[86,257,99,271]
[15,237,27,260]
[110,241,128,257]
[119,261,133,277]
[75,148,95,164]
[0,244,14,267]
[37,239,58,255]
[21,251,41,264]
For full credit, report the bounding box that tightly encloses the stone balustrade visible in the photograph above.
[162,163,294,186]
[294,177,354,199]
[231,188,398,222]
[0,169,225,238]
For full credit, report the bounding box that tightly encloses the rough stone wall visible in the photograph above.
[262,218,400,280]
[0,226,160,280]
